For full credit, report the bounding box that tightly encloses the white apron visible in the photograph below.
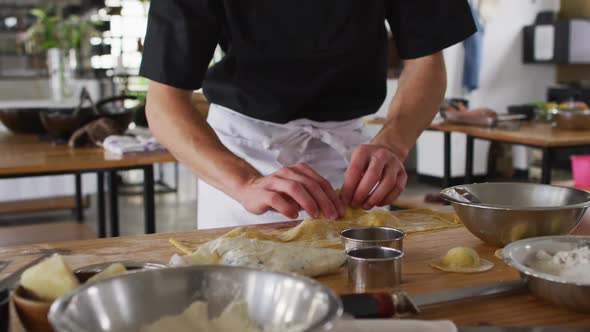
[197,104,370,229]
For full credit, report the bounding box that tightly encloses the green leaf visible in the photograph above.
[30,8,46,19]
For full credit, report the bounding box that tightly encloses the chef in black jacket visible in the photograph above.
[140,0,476,228]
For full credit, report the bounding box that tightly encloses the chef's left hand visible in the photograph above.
[341,144,407,210]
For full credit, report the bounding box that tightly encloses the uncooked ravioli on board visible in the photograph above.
[170,208,462,254]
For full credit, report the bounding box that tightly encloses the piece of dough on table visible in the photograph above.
[172,238,346,277]
[170,209,463,253]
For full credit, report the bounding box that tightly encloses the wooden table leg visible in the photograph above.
[74,173,84,222]
[144,165,156,234]
[443,132,451,188]
[108,171,120,237]
[465,135,474,184]
[96,172,106,238]
[541,147,553,184]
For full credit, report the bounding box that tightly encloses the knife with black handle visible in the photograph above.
[340,280,527,318]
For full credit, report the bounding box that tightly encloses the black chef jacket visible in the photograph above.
[140,0,476,123]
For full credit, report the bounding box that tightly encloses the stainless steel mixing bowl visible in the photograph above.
[441,183,590,247]
[503,235,590,313]
[49,265,342,332]
[73,261,166,274]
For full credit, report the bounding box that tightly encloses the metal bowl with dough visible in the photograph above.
[441,183,590,247]
[49,265,342,332]
[503,235,590,313]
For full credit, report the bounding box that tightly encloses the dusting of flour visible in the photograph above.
[140,300,309,332]
[140,301,261,332]
[529,246,590,283]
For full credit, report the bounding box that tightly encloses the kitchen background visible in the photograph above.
[0,0,589,246]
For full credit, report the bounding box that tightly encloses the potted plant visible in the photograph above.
[25,6,97,100]
[60,15,98,77]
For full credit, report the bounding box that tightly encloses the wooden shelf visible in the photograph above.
[0,195,88,215]
[393,194,447,210]
[0,221,96,247]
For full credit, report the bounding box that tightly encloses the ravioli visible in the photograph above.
[430,246,494,273]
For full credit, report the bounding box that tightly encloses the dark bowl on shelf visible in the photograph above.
[39,108,98,139]
[99,104,136,132]
[40,95,140,139]
[0,109,46,134]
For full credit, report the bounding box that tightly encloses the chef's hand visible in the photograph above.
[237,163,344,220]
[341,144,407,210]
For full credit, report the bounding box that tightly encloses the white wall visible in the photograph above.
[456,0,560,112]
[417,0,560,178]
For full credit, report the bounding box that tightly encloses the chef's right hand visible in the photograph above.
[236,163,344,220]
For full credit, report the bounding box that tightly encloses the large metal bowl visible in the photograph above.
[49,265,342,332]
[441,183,590,247]
[503,235,590,313]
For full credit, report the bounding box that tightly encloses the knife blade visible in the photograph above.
[411,280,527,307]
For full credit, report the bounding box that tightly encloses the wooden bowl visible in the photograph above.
[12,286,53,332]
[11,272,96,332]
[0,109,46,134]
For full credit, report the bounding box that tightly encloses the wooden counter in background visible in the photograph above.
[2,211,590,331]
[0,133,175,177]
[0,133,176,238]
[429,122,590,148]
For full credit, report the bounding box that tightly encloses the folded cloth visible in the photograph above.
[102,135,165,155]
[332,319,457,332]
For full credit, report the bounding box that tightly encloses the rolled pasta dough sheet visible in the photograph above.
[172,238,346,277]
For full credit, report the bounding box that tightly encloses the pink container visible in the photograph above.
[571,155,590,189]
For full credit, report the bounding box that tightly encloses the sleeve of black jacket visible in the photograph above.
[387,0,477,60]
[139,0,221,90]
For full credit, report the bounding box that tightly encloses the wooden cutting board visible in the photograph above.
[3,217,590,331]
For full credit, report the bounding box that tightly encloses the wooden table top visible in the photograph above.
[0,133,176,176]
[430,121,590,148]
[3,213,590,330]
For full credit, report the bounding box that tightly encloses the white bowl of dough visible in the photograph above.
[48,265,342,332]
